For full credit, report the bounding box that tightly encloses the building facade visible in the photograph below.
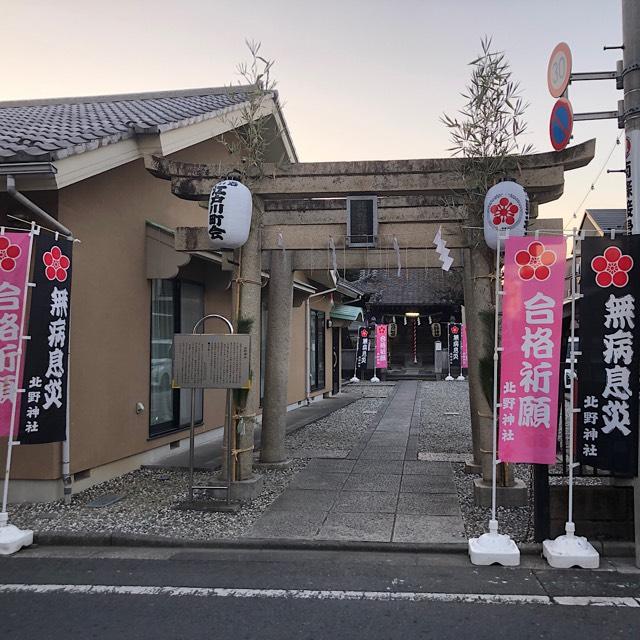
[0,87,358,501]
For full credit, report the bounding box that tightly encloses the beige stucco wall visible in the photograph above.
[8,138,240,479]
[6,134,331,482]
[286,293,334,405]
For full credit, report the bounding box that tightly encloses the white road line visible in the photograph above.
[0,584,550,604]
[0,584,638,607]
[553,596,640,608]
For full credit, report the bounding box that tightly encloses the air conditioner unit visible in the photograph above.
[347,196,377,248]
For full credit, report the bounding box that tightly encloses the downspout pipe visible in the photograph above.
[6,175,72,238]
[6,174,74,505]
[305,286,337,404]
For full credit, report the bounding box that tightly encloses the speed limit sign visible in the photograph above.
[547,42,572,98]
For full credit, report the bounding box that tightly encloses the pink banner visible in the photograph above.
[375,324,388,369]
[0,232,32,437]
[461,324,468,369]
[498,236,566,464]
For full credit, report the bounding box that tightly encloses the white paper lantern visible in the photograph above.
[207,179,252,249]
[483,181,529,251]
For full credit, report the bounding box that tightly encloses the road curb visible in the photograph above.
[32,531,635,557]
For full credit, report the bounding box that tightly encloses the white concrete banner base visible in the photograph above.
[0,523,33,556]
[469,521,520,566]
[543,529,600,569]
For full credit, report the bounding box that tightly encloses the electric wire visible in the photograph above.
[564,132,623,230]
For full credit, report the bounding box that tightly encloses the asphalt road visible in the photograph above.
[1,546,639,639]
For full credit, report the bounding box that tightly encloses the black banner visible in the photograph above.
[356,327,370,370]
[577,236,640,476]
[448,323,462,371]
[19,234,73,444]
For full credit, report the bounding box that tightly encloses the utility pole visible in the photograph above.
[621,0,640,569]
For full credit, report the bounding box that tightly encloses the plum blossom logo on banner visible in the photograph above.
[0,236,21,272]
[43,246,70,282]
[515,241,557,281]
[591,246,633,288]
[451,325,460,334]
[490,197,520,226]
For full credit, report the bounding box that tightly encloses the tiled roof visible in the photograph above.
[0,86,255,163]
[585,209,626,233]
[350,268,464,306]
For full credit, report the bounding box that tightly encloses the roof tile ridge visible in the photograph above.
[0,84,257,109]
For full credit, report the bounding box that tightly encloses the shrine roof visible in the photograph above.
[350,268,464,307]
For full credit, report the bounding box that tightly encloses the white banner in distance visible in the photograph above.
[483,181,528,251]
[207,179,252,248]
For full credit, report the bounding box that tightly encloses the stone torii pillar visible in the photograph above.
[260,249,294,464]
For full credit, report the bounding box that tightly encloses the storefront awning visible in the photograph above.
[331,305,364,322]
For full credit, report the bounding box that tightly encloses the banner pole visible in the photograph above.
[62,236,74,506]
[350,334,360,383]
[567,228,578,528]
[542,228,599,568]
[490,232,502,525]
[371,326,380,383]
[0,226,35,554]
[468,229,519,566]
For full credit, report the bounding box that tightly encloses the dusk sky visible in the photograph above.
[5,1,624,227]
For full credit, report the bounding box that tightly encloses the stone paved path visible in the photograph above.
[244,381,466,543]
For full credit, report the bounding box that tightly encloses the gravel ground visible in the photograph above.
[9,383,394,540]
[286,394,390,453]
[417,381,611,543]
[454,462,535,543]
[418,380,472,455]
[9,461,309,540]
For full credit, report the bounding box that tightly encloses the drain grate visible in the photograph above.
[85,493,124,509]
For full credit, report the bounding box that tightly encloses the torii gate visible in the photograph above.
[147,139,595,470]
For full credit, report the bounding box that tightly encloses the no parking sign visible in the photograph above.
[549,98,573,151]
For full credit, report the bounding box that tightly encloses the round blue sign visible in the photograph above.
[549,98,573,151]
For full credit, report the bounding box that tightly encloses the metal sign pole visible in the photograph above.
[188,388,196,502]
[187,313,234,506]
[225,389,233,505]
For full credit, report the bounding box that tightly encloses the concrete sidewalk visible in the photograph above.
[244,381,466,543]
[149,394,358,471]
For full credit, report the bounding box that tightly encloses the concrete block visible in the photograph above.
[401,474,457,494]
[253,459,293,471]
[359,447,406,460]
[332,491,399,514]
[342,473,401,493]
[352,459,404,475]
[245,510,327,539]
[397,492,461,516]
[473,478,528,507]
[393,514,466,543]
[464,461,482,475]
[208,474,264,501]
[317,512,394,542]
[288,471,348,491]
[305,459,356,473]
[403,461,452,476]
[270,489,338,512]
